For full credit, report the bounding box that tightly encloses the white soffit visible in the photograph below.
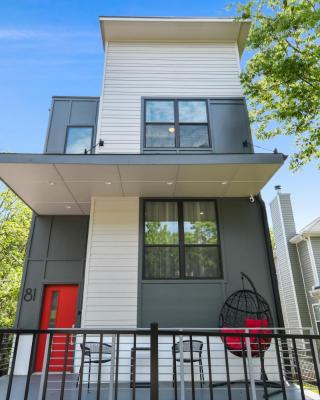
[0,162,280,215]
[99,17,251,55]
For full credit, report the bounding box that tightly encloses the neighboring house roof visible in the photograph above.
[290,217,320,244]
[99,16,251,56]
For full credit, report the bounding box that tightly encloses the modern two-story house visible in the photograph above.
[0,17,287,378]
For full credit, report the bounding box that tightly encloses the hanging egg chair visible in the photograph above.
[220,272,273,358]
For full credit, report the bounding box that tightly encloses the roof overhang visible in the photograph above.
[99,16,251,56]
[0,153,285,215]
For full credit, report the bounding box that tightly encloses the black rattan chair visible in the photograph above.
[76,342,112,390]
[215,272,282,397]
[172,340,204,387]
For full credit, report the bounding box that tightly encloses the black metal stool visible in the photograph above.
[172,340,204,387]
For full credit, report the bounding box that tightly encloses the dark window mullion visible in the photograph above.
[174,100,180,148]
[178,200,185,279]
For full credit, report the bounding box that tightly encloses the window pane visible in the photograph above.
[145,201,178,244]
[180,125,209,148]
[314,305,320,321]
[146,101,174,122]
[185,246,221,278]
[144,247,179,278]
[65,127,93,154]
[146,125,176,148]
[178,101,207,123]
[183,201,218,244]
[48,291,59,328]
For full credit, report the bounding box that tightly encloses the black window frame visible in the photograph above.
[64,125,94,155]
[142,199,223,280]
[143,98,212,151]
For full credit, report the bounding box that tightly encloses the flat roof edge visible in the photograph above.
[0,153,286,166]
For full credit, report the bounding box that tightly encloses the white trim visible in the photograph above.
[80,198,95,328]
[95,42,108,154]
[276,195,302,328]
[234,41,241,75]
[307,237,319,285]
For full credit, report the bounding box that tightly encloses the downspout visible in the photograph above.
[257,194,285,327]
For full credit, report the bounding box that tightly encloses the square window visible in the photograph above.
[183,201,218,245]
[144,99,210,150]
[143,200,222,280]
[178,101,207,123]
[145,201,179,245]
[146,100,174,122]
[185,246,221,278]
[179,125,209,148]
[146,125,176,148]
[65,127,93,154]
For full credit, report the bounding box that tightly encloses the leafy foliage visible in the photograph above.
[236,0,320,170]
[0,189,31,327]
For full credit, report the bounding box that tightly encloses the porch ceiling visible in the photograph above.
[0,153,286,215]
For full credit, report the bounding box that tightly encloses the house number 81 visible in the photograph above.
[23,288,36,302]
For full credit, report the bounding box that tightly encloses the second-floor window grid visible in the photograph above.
[145,100,210,149]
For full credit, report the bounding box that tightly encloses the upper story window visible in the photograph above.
[143,199,222,280]
[144,99,210,149]
[65,126,93,154]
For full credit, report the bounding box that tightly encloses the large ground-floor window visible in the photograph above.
[143,199,222,279]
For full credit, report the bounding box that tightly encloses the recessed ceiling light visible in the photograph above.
[105,181,112,185]
[166,181,174,185]
[221,181,228,185]
[66,205,72,209]
[49,181,55,186]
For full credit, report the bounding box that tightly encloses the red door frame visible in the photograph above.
[35,284,79,372]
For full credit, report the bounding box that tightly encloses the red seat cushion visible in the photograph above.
[221,319,271,357]
[245,318,271,356]
[220,328,246,357]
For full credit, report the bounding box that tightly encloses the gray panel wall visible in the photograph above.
[139,198,277,328]
[16,215,89,329]
[44,97,99,154]
[209,98,253,154]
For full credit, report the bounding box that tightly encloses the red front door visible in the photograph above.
[35,285,78,372]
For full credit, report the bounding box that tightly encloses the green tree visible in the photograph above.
[0,189,31,327]
[236,0,320,170]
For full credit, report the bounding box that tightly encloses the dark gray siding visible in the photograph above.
[16,215,89,329]
[139,198,277,328]
[209,98,253,154]
[44,97,99,154]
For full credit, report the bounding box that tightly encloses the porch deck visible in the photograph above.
[0,374,307,400]
[1,326,320,400]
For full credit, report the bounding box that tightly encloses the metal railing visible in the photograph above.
[0,325,320,399]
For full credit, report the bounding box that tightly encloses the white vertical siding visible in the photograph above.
[311,237,320,281]
[270,194,310,328]
[81,197,139,328]
[97,42,243,153]
[296,240,318,333]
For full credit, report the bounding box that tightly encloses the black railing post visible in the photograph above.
[150,322,159,400]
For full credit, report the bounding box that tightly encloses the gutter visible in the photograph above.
[257,194,285,327]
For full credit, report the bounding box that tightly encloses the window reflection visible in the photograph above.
[178,101,207,123]
[145,202,179,244]
[183,201,218,244]
[146,101,174,122]
[65,127,93,154]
